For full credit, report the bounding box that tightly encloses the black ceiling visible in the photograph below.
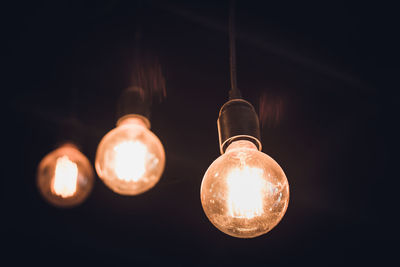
[4,1,398,266]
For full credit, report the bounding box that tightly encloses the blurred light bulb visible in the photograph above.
[95,116,165,195]
[37,143,94,207]
[201,140,289,238]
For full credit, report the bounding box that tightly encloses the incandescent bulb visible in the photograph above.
[95,115,165,195]
[37,143,94,207]
[201,140,289,238]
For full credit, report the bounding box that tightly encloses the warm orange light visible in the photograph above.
[113,140,148,182]
[51,155,78,198]
[200,140,289,238]
[37,144,94,207]
[226,165,266,219]
[95,116,165,195]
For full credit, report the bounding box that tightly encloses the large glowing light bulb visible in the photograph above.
[201,140,289,238]
[95,115,165,195]
[37,143,94,207]
[201,98,289,238]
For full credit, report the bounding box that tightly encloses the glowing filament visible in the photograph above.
[52,156,78,198]
[114,140,147,182]
[226,166,266,219]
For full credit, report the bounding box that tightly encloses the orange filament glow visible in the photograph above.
[226,166,266,219]
[52,156,78,198]
[113,140,148,182]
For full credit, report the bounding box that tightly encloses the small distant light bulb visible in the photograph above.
[37,143,94,208]
[200,98,290,238]
[95,115,165,195]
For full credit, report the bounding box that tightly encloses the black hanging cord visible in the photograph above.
[133,0,143,60]
[228,0,242,99]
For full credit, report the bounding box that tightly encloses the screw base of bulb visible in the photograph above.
[217,99,261,154]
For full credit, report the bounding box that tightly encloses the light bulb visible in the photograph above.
[201,140,289,238]
[37,143,94,207]
[95,115,165,195]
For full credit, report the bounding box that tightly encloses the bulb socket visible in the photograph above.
[217,99,262,154]
[116,86,151,123]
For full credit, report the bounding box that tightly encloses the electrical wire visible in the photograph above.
[228,0,242,99]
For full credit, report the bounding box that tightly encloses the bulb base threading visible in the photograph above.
[217,99,261,154]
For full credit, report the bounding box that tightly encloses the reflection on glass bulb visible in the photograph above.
[52,155,78,198]
[95,116,165,195]
[37,144,94,208]
[200,140,289,238]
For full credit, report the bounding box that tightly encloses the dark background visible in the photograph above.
[4,1,399,266]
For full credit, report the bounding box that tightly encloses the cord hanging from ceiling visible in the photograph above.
[228,0,241,99]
